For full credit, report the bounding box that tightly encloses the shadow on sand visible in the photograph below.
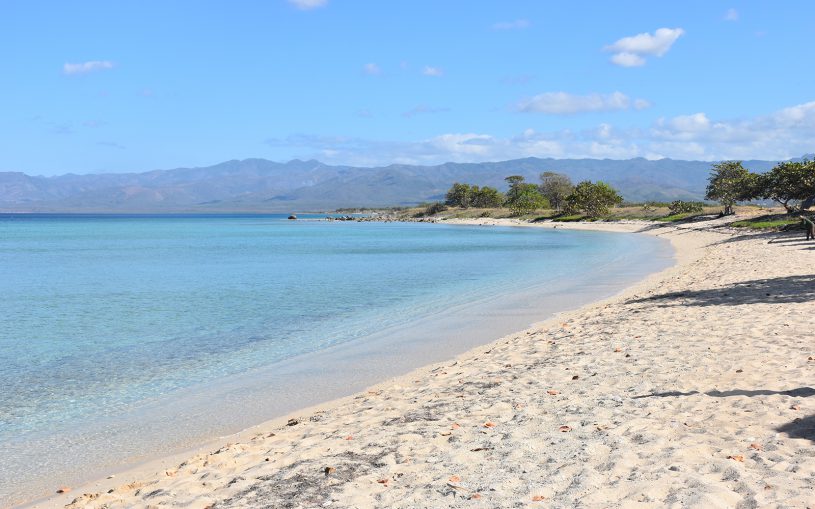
[633,387,815,399]
[627,274,815,306]
[777,414,815,442]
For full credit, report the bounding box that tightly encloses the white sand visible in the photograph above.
[33,218,815,508]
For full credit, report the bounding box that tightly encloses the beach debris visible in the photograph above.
[791,404,801,410]
[376,478,389,485]
[547,390,560,395]
[749,443,763,451]
[614,347,622,353]
[440,431,452,436]
[469,493,482,500]
[559,425,572,432]
[532,495,546,501]
[287,418,299,426]
[324,466,336,476]
[56,487,71,494]
[727,454,745,462]
[484,421,496,428]
[449,475,461,482]
[344,435,354,440]
[106,475,115,479]
[451,422,461,430]
[470,447,493,452]
[571,375,579,380]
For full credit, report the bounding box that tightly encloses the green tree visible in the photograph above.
[705,161,751,215]
[445,182,472,208]
[505,183,547,216]
[564,181,623,218]
[751,159,815,214]
[539,171,574,212]
[470,186,504,208]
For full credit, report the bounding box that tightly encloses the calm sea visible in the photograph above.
[0,214,672,505]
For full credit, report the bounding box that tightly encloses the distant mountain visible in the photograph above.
[0,156,793,212]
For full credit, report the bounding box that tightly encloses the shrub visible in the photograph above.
[668,200,704,215]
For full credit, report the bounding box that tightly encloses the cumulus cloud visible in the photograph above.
[724,8,739,21]
[422,66,443,77]
[264,101,815,165]
[516,91,650,114]
[605,28,684,66]
[63,60,114,75]
[287,0,327,9]
[363,63,381,75]
[492,19,530,30]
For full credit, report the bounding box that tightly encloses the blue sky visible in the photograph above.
[2,1,814,175]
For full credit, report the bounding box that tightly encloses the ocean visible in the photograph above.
[0,214,672,505]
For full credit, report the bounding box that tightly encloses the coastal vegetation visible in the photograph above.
[442,173,625,219]
[706,158,815,215]
[430,158,815,228]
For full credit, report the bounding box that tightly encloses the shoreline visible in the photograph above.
[25,218,815,508]
[11,221,672,508]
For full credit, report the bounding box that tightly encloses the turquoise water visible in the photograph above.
[0,214,672,505]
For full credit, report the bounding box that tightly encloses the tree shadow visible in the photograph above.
[777,414,815,442]
[627,274,815,306]
[633,387,815,399]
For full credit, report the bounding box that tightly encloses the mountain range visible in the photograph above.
[0,156,807,213]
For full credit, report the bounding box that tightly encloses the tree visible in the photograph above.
[564,180,623,218]
[445,182,472,208]
[705,161,751,215]
[750,159,815,214]
[470,186,504,208]
[539,171,574,212]
[505,183,547,216]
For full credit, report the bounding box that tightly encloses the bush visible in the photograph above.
[668,200,704,215]
[425,202,448,215]
[564,181,623,218]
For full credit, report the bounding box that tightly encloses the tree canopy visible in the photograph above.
[750,159,815,213]
[445,182,473,208]
[564,180,623,218]
[445,182,504,209]
[705,161,750,215]
[539,171,574,212]
[504,176,547,216]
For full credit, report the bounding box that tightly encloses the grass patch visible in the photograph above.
[552,214,588,222]
[730,214,801,229]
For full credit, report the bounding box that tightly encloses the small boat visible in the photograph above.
[288,214,297,220]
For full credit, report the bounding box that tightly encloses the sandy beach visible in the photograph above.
[32,217,814,509]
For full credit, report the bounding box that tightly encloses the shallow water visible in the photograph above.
[0,214,673,505]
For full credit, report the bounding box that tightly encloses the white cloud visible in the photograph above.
[422,66,443,77]
[363,63,381,75]
[492,19,530,30]
[724,8,739,21]
[63,61,114,75]
[287,0,327,9]
[517,91,650,114]
[610,52,646,67]
[605,28,684,66]
[264,101,815,165]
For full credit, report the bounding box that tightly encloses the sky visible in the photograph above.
[2,0,815,176]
